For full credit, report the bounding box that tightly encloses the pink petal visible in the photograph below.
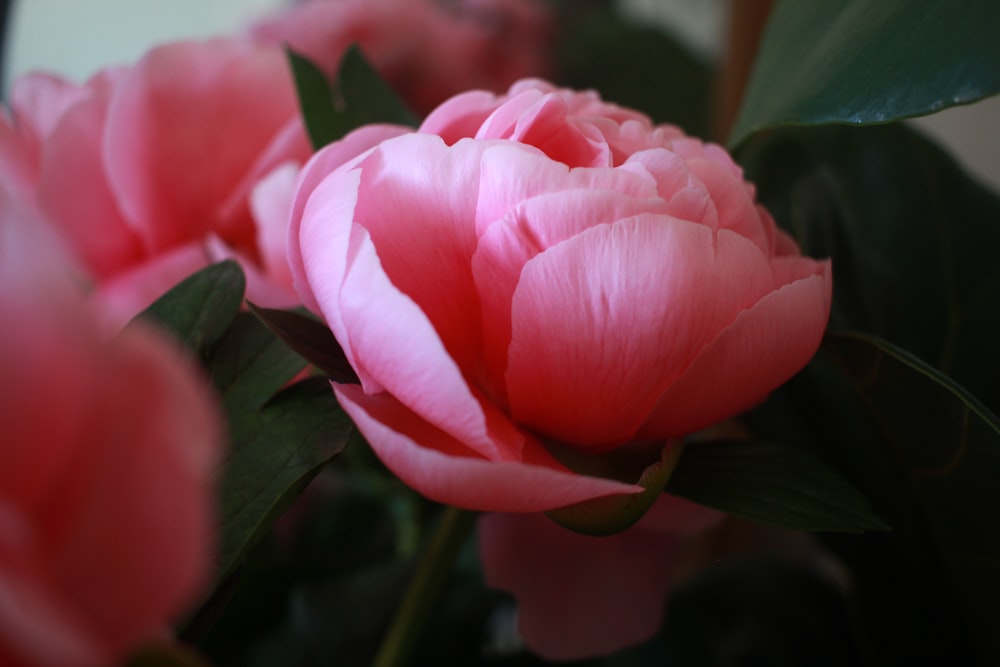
[43,325,219,656]
[345,135,491,371]
[419,89,501,144]
[639,260,832,437]
[35,75,142,279]
[473,88,611,167]
[335,384,639,512]
[288,124,412,314]
[9,72,91,163]
[102,38,299,250]
[334,222,503,459]
[203,235,297,310]
[299,151,507,458]
[213,115,311,231]
[249,161,299,296]
[473,142,658,239]
[0,558,105,666]
[471,188,667,401]
[505,219,776,449]
[478,494,715,660]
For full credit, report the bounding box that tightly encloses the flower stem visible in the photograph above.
[372,505,477,667]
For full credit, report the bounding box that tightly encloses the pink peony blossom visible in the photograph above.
[0,203,222,667]
[249,0,554,115]
[287,79,832,658]
[0,37,311,332]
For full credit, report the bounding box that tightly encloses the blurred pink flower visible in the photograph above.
[479,495,721,660]
[249,0,554,115]
[0,201,222,667]
[0,37,311,332]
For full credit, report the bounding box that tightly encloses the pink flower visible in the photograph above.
[0,37,312,332]
[479,495,721,660]
[288,79,832,657]
[0,203,222,666]
[249,0,554,115]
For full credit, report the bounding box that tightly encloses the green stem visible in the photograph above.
[372,505,477,667]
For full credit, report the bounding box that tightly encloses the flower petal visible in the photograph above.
[506,219,777,448]
[103,38,299,250]
[472,187,667,401]
[36,75,141,278]
[639,260,832,437]
[478,495,715,661]
[335,383,639,512]
[288,124,414,315]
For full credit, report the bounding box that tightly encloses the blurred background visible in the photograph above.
[3,0,997,191]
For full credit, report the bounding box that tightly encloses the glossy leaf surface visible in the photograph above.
[729,0,1000,146]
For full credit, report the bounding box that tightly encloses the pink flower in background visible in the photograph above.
[480,495,721,660]
[0,37,310,332]
[249,0,554,115]
[288,79,832,658]
[0,205,222,667]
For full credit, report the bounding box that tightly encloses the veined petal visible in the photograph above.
[506,218,776,448]
[288,124,412,314]
[472,188,668,401]
[639,261,832,437]
[346,134,491,372]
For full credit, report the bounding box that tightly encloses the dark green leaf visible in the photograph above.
[665,439,887,533]
[287,45,417,152]
[135,260,245,353]
[740,123,1000,413]
[206,312,307,418]
[217,377,352,581]
[248,302,358,383]
[337,45,419,129]
[824,332,1000,656]
[546,440,684,536]
[286,48,340,150]
[729,0,1000,146]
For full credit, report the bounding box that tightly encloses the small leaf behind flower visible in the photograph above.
[337,45,419,129]
[287,45,417,151]
[248,302,358,383]
[546,439,684,536]
[134,260,245,353]
[287,48,340,150]
[665,439,888,533]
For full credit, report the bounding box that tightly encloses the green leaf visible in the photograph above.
[135,260,245,353]
[729,0,1000,147]
[665,439,888,533]
[824,332,1000,656]
[739,122,1000,414]
[248,303,358,383]
[206,312,308,418]
[217,377,352,582]
[337,45,419,129]
[286,48,340,150]
[546,440,684,536]
[287,45,417,151]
